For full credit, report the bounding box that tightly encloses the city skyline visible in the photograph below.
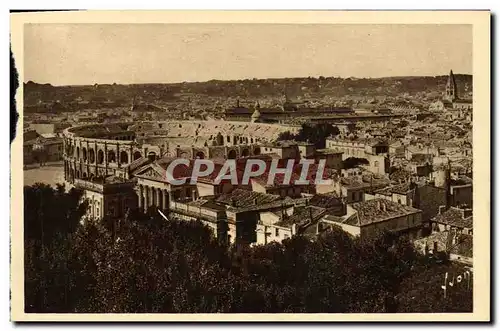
[24,24,472,86]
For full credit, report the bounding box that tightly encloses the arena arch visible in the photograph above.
[89,149,96,163]
[108,150,116,163]
[76,170,80,179]
[253,147,261,155]
[76,147,80,159]
[97,150,104,164]
[82,147,88,161]
[120,151,129,164]
[241,148,250,157]
[216,134,224,146]
[227,150,237,160]
[195,151,205,159]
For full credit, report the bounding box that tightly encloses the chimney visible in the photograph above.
[438,205,447,215]
[381,201,387,212]
[376,200,381,211]
[452,232,457,245]
[292,223,297,235]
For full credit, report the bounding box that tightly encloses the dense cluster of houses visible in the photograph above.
[31,69,472,265]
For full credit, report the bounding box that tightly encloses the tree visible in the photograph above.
[277,123,340,149]
[23,183,473,313]
[24,183,88,313]
[342,157,369,169]
[396,261,473,313]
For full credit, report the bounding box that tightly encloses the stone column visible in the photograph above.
[163,190,169,211]
[157,188,162,210]
[153,187,158,208]
[137,185,143,210]
[104,142,108,176]
[150,187,154,207]
[117,143,120,168]
[143,186,149,212]
[86,141,90,165]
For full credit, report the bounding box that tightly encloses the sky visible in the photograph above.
[23,24,472,86]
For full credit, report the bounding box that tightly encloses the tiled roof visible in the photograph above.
[309,193,343,209]
[315,148,344,155]
[340,177,370,189]
[375,182,415,196]
[216,188,281,209]
[432,207,473,228]
[275,206,326,228]
[127,157,151,172]
[234,197,308,214]
[347,198,421,226]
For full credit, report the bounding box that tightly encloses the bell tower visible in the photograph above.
[445,69,458,102]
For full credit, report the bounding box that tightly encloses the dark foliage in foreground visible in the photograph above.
[24,184,473,313]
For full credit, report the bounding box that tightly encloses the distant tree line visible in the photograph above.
[24,183,473,313]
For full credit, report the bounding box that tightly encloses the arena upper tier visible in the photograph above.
[62,120,300,182]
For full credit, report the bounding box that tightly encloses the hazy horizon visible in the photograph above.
[24,72,473,88]
[24,24,472,86]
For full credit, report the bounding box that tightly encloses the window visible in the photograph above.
[275,228,279,237]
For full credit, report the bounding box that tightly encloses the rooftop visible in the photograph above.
[374,182,416,196]
[275,206,326,228]
[308,193,343,209]
[216,188,281,209]
[432,207,473,228]
[347,198,421,227]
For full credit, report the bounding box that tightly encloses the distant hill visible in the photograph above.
[23,74,473,112]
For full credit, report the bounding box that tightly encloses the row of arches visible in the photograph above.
[186,146,259,160]
[212,133,259,147]
[71,147,144,164]
[227,146,259,159]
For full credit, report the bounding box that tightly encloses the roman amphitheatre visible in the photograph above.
[62,119,299,182]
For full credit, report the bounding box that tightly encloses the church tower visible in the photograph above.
[445,69,458,102]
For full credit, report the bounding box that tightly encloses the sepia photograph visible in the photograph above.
[10,10,490,322]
